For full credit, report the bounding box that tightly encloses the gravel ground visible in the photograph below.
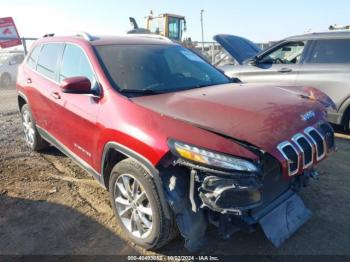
[0,90,350,256]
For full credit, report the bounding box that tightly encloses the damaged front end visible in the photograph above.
[158,127,334,251]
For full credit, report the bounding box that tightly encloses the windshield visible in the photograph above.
[95,44,230,96]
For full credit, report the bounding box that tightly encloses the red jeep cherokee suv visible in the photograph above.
[17,33,335,251]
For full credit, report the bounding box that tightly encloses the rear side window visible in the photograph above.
[306,39,350,63]
[27,45,41,69]
[37,43,64,80]
[59,44,95,84]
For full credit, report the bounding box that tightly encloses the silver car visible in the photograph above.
[0,52,24,87]
[216,31,350,130]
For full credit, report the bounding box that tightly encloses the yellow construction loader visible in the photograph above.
[128,11,187,43]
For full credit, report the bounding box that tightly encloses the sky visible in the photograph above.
[1,0,350,43]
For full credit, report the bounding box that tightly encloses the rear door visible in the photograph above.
[24,43,65,138]
[295,39,350,113]
[238,41,307,85]
[57,43,101,167]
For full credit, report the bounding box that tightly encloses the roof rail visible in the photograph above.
[128,33,173,43]
[75,32,95,41]
[43,33,55,38]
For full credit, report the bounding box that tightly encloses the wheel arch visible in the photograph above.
[17,91,28,111]
[339,96,350,126]
[101,141,171,218]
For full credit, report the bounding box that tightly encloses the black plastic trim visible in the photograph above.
[37,126,103,185]
[101,141,171,219]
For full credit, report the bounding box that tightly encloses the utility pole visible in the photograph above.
[200,9,204,52]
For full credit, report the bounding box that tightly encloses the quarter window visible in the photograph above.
[37,43,64,80]
[306,39,350,64]
[59,44,95,85]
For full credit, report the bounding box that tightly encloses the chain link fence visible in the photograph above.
[192,41,271,67]
[0,38,36,116]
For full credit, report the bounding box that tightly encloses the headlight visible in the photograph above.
[169,140,258,172]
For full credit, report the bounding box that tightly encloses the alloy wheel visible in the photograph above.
[114,174,153,238]
[22,110,35,147]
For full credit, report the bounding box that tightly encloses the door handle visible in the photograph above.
[50,91,61,100]
[26,78,32,84]
[278,68,292,73]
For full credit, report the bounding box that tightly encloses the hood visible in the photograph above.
[131,83,327,153]
[214,34,261,65]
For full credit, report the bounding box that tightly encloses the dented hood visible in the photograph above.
[131,83,328,152]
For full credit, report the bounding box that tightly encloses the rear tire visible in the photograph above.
[20,104,49,151]
[109,158,177,250]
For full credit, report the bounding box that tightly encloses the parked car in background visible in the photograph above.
[17,33,335,251]
[0,52,24,87]
[216,31,350,130]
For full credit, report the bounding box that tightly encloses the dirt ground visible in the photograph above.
[0,89,350,256]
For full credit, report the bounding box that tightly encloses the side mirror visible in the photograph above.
[60,76,91,94]
[246,56,258,66]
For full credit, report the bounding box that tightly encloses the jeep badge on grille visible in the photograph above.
[301,111,316,121]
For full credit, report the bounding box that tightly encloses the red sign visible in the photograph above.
[0,17,22,48]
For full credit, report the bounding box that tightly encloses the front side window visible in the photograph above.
[306,39,350,64]
[260,41,305,64]
[37,43,64,80]
[59,44,95,84]
[26,45,41,69]
[95,44,230,96]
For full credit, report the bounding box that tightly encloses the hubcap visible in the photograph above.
[22,110,35,147]
[114,174,153,238]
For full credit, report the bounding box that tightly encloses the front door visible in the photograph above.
[57,44,101,168]
[24,43,65,138]
[238,41,307,85]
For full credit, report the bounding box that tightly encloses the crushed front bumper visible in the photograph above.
[252,189,312,247]
[161,155,316,250]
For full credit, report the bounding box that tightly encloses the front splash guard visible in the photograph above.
[258,190,312,247]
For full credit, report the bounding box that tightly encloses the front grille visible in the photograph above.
[277,142,299,176]
[292,134,313,168]
[305,127,326,160]
[277,123,331,176]
[320,123,335,149]
[251,156,290,217]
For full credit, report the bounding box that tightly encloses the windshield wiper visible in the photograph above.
[119,89,163,95]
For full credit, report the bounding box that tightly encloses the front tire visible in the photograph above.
[345,114,350,131]
[109,159,176,250]
[21,104,49,151]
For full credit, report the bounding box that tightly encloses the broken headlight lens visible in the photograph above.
[169,140,258,172]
